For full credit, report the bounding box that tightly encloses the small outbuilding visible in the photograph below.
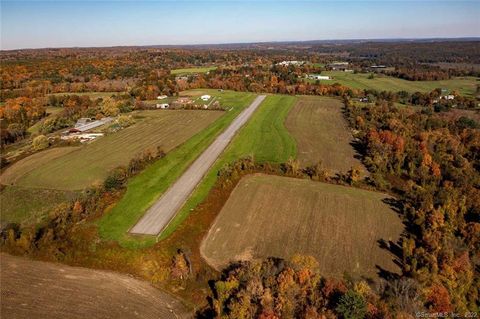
[157,95,168,100]
[201,95,211,101]
[308,74,331,80]
[156,103,169,109]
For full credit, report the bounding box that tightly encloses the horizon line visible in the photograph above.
[2,36,479,52]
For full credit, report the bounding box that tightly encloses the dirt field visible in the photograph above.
[2,110,222,190]
[285,96,364,172]
[0,253,191,319]
[201,174,403,280]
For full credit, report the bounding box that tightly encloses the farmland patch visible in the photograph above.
[3,110,222,190]
[201,174,403,280]
[285,96,364,173]
[0,253,190,319]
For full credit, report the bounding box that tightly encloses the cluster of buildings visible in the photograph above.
[61,117,113,142]
[277,60,306,66]
[433,94,456,104]
[155,94,213,110]
[327,62,353,72]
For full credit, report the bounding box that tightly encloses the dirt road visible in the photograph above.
[130,95,266,235]
[0,253,191,319]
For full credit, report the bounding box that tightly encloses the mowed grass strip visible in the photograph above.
[171,67,217,75]
[285,96,364,172]
[201,174,403,280]
[220,94,297,163]
[320,71,478,97]
[98,90,256,248]
[6,110,222,190]
[158,94,297,240]
[0,185,77,226]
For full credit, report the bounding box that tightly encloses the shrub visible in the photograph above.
[103,167,127,190]
[40,116,71,134]
[116,115,135,128]
[336,290,367,319]
[456,116,478,129]
[32,135,49,151]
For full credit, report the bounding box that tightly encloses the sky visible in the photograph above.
[1,0,479,50]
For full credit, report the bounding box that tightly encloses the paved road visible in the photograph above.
[130,95,266,235]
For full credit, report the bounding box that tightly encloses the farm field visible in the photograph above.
[171,66,217,75]
[0,253,190,319]
[0,186,76,226]
[320,71,478,97]
[285,96,364,173]
[158,94,297,240]
[1,147,80,186]
[2,110,222,190]
[97,90,257,247]
[201,174,403,279]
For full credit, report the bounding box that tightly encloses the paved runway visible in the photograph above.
[130,95,266,235]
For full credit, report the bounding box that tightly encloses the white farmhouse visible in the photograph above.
[201,95,211,101]
[157,95,168,100]
[156,103,169,109]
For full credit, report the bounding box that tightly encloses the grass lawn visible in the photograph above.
[97,90,256,248]
[158,94,297,241]
[171,67,217,75]
[201,174,403,279]
[318,71,478,97]
[3,110,222,190]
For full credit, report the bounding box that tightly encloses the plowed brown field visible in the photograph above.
[0,254,191,319]
[201,174,403,280]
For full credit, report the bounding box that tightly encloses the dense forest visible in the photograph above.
[2,41,479,149]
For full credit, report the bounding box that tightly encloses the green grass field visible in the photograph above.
[97,90,257,247]
[171,67,217,75]
[158,94,297,241]
[317,71,478,97]
[3,110,222,190]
